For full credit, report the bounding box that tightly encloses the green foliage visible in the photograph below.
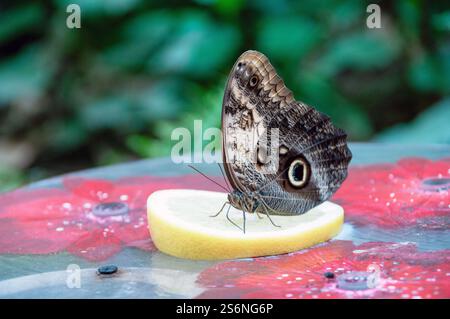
[376,98,450,144]
[0,0,449,190]
[0,3,45,43]
[0,166,26,193]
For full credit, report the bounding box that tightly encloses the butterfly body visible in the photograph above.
[221,50,352,216]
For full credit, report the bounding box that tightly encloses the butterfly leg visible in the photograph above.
[226,204,244,232]
[242,210,246,234]
[248,198,263,219]
[210,201,229,217]
[261,203,281,228]
[253,203,263,219]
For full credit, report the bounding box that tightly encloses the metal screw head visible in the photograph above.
[324,271,335,279]
[97,265,118,275]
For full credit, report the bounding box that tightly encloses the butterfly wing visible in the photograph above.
[221,50,352,214]
[221,50,280,193]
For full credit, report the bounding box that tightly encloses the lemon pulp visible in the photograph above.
[147,189,344,260]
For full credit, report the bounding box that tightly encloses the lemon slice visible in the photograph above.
[147,189,344,260]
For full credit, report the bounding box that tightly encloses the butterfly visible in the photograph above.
[212,50,352,232]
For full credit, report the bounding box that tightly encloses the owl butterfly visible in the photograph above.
[219,50,352,231]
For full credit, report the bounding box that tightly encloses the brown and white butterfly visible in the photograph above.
[218,50,352,231]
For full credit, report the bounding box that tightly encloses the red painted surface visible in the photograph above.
[334,157,450,228]
[197,240,450,299]
[0,175,218,261]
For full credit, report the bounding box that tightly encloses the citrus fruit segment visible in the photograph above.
[147,189,344,260]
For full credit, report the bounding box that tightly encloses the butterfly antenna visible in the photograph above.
[242,210,246,234]
[187,165,230,193]
[217,163,232,192]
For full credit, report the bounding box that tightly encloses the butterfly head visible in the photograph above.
[227,189,259,213]
[227,190,243,210]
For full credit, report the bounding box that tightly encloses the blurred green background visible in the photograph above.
[0,0,449,192]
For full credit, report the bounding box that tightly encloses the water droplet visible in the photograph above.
[422,177,450,191]
[337,271,371,291]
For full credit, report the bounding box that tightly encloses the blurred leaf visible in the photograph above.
[376,98,450,144]
[126,134,153,158]
[432,11,450,31]
[437,44,450,94]
[148,10,241,78]
[101,10,175,68]
[134,79,185,122]
[214,0,245,17]
[248,0,290,15]
[327,1,364,30]
[256,16,323,62]
[0,46,52,105]
[79,95,134,131]
[0,4,44,43]
[126,128,174,158]
[395,0,422,38]
[79,79,185,132]
[95,145,131,166]
[408,54,440,92]
[54,0,142,16]
[0,139,36,168]
[316,31,402,76]
[0,166,26,193]
[45,119,88,152]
